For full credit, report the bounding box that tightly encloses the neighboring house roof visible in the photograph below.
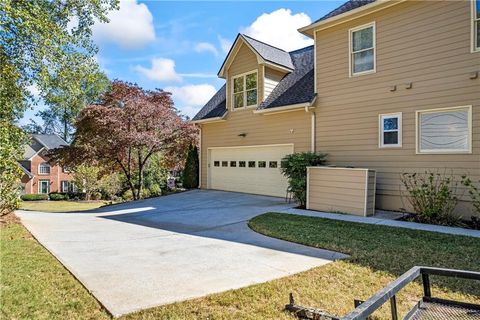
[240,34,295,70]
[32,134,68,150]
[21,134,69,160]
[193,42,315,121]
[191,84,227,121]
[314,0,377,23]
[259,45,315,110]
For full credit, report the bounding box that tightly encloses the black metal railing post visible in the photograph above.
[390,295,398,320]
[422,273,431,297]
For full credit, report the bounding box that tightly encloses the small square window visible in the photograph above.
[239,161,246,168]
[248,161,256,168]
[230,161,237,167]
[214,161,220,167]
[269,161,278,168]
[379,113,402,148]
[221,161,228,167]
[258,161,266,168]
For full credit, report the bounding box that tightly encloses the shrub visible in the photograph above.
[91,192,102,200]
[99,173,122,200]
[280,152,327,207]
[149,184,162,197]
[462,176,480,216]
[49,192,68,201]
[20,194,49,201]
[182,144,199,189]
[122,189,133,201]
[141,188,151,199]
[401,171,462,225]
[67,192,86,200]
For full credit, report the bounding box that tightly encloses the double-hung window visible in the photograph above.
[416,106,472,154]
[38,162,50,175]
[349,22,376,76]
[379,113,402,147]
[473,0,480,51]
[232,71,257,109]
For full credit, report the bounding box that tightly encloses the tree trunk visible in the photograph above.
[137,151,143,199]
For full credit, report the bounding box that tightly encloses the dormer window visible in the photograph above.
[232,71,257,109]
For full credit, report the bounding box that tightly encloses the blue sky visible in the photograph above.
[21,0,344,124]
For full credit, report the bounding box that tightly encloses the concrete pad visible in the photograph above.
[16,190,348,317]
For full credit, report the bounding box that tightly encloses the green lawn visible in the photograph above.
[19,200,108,212]
[1,212,479,319]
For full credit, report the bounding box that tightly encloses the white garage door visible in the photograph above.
[208,144,293,197]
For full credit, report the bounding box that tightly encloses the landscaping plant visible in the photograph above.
[48,193,68,201]
[280,152,327,207]
[461,176,480,229]
[20,194,49,201]
[72,165,101,201]
[400,171,462,225]
[182,144,199,189]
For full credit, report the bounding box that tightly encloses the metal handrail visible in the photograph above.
[342,266,480,320]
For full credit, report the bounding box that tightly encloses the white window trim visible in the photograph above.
[38,162,51,175]
[231,69,258,111]
[349,21,376,77]
[379,112,402,148]
[38,179,50,194]
[472,0,480,53]
[415,105,472,155]
[61,181,69,193]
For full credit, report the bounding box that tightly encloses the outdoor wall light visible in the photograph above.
[238,133,247,138]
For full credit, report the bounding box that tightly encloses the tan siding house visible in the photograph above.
[193,0,480,216]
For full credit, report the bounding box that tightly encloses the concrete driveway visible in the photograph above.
[16,190,347,317]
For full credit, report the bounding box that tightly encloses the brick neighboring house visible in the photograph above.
[18,134,74,195]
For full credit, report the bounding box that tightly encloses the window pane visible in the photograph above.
[383,117,398,131]
[477,0,480,19]
[239,161,246,167]
[248,161,256,168]
[258,161,266,168]
[233,76,244,93]
[246,73,257,90]
[353,49,374,73]
[221,161,228,167]
[352,26,373,51]
[246,89,257,106]
[420,109,469,151]
[269,161,278,168]
[234,93,244,108]
[383,132,398,145]
[230,161,237,167]
[214,161,220,167]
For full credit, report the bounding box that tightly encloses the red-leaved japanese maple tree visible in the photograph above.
[56,80,197,200]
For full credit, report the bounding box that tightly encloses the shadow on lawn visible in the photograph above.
[248,212,480,299]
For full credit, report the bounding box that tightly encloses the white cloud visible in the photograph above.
[218,36,233,54]
[165,84,217,118]
[194,42,219,56]
[94,0,155,49]
[165,84,216,111]
[241,9,313,51]
[134,58,182,82]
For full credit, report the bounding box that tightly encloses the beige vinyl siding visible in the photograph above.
[264,67,285,100]
[226,43,263,110]
[307,167,376,216]
[314,0,480,216]
[200,110,311,188]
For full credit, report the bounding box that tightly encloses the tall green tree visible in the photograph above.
[182,144,199,189]
[0,0,118,214]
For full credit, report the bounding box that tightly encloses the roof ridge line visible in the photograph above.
[240,33,289,53]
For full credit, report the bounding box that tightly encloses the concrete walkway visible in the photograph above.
[281,208,480,238]
[16,190,347,317]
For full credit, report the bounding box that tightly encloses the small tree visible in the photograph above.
[73,165,100,201]
[99,173,122,200]
[280,152,327,207]
[182,144,199,189]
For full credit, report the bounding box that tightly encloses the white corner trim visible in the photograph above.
[198,126,202,188]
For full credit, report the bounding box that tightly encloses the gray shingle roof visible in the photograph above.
[32,134,68,150]
[314,0,377,23]
[260,45,315,109]
[241,34,294,70]
[194,42,316,121]
[192,84,226,121]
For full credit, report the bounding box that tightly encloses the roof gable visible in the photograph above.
[218,34,294,78]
